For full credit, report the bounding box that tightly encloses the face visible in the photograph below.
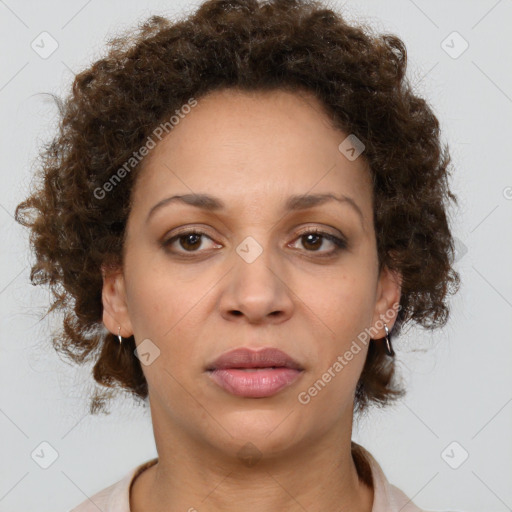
[102,87,401,459]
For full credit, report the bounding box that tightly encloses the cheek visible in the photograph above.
[300,274,374,388]
[311,273,375,338]
[125,279,172,338]
[303,301,371,415]
[123,251,189,341]
[124,254,214,373]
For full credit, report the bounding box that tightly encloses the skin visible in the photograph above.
[102,87,402,512]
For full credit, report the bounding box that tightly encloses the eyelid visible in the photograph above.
[294,224,345,239]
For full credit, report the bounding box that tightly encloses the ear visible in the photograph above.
[101,264,134,338]
[371,264,402,336]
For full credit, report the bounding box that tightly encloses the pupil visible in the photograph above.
[181,234,201,250]
[304,233,320,250]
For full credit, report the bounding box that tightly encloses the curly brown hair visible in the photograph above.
[15,0,460,416]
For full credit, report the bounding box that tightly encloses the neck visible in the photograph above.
[130,422,374,512]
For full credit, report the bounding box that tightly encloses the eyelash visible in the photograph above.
[161,228,347,257]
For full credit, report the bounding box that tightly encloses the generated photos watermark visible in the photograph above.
[297,302,401,405]
[93,97,198,200]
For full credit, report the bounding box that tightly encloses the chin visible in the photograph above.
[208,408,305,453]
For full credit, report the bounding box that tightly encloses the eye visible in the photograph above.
[161,230,219,253]
[161,227,347,256]
[290,228,347,256]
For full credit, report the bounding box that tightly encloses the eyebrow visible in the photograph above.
[146,192,364,226]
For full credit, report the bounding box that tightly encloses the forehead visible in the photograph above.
[131,87,373,224]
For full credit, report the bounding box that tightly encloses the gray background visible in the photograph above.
[0,1,511,511]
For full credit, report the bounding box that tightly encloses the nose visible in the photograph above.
[218,237,294,325]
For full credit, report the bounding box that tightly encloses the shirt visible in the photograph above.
[70,442,431,512]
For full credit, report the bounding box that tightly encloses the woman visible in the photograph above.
[15,0,460,510]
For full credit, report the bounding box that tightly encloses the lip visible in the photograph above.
[206,347,304,398]
[206,347,303,371]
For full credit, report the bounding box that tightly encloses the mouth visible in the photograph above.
[206,346,303,372]
[206,347,304,398]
